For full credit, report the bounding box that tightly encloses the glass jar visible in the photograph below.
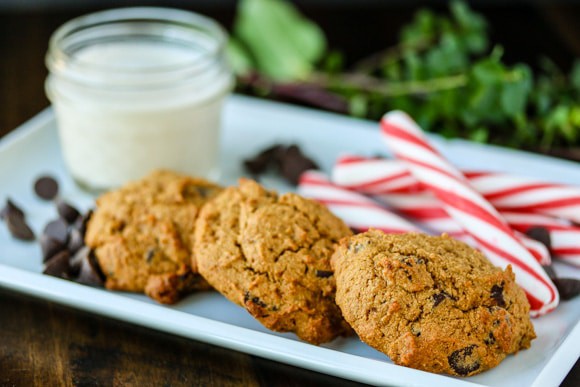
[45,7,233,191]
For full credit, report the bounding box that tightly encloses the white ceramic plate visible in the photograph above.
[0,96,578,387]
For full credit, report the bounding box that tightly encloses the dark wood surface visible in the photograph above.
[0,4,578,386]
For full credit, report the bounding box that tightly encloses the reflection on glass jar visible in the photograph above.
[45,7,234,191]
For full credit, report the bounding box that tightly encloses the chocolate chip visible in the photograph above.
[145,248,156,263]
[1,198,24,221]
[279,145,318,185]
[40,234,66,262]
[491,284,506,307]
[69,246,89,277]
[43,250,71,278]
[67,227,84,255]
[73,209,93,237]
[448,345,481,376]
[542,263,557,280]
[34,175,59,200]
[315,270,333,278]
[484,332,496,345]
[432,293,447,307]
[44,219,69,244]
[243,291,267,308]
[553,278,580,300]
[76,248,105,287]
[5,211,35,241]
[56,200,80,224]
[432,291,455,307]
[244,145,284,174]
[525,226,552,250]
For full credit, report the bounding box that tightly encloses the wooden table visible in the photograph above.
[0,5,578,386]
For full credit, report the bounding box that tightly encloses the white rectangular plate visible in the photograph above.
[1,96,579,386]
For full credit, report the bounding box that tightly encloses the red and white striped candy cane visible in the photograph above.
[298,171,420,235]
[502,212,580,267]
[333,157,580,267]
[333,156,580,223]
[376,192,551,265]
[380,110,559,316]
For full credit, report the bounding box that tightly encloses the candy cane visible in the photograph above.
[333,157,580,267]
[380,110,558,316]
[298,171,420,235]
[376,193,551,265]
[333,156,580,223]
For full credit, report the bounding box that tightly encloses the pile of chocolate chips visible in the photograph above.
[1,175,104,287]
[526,226,580,300]
[244,144,318,185]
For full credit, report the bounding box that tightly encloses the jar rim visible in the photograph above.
[47,7,228,76]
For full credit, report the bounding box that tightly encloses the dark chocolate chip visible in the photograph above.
[553,278,580,300]
[432,292,447,307]
[243,291,267,308]
[542,263,557,280]
[6,211,35,241]
[40,234,66,262]
[448,345,481,376]
[491,284,506,307]
[244,145,284,174]
[67,227,84,255]
[145,248,156,263]
[43,250,71,278]
[69,246,90,277]
[76,248,105,287]
[525,226,552,250]
[73,209,93,237]
[279,145,318,185]
[315,270,333,278]
[1,198,24,221]
[484,332,496,345]
[56,200,80,224]
[34,175,59,200]
[44,219,69,244]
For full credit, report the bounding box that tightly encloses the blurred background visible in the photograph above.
[1,0,579,157]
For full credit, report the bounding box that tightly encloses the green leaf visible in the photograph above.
[469,127,489,143]
[500,65,532,117]
[234,0,326,80]
[349,94,368,117]
[225,38,254,76]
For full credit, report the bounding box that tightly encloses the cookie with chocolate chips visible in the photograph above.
[194,179,353,344]
[331,230,536,376]
[85,170,222,304]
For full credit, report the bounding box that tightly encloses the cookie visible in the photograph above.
[194,179,353,344]
[332,230,536,376]
[85,170,222,304]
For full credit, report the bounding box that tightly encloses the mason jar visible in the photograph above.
[45,7,234,191]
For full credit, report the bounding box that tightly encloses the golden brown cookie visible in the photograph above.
[332,230,536,376]
[85,170,222,303]
[194,179,353,344]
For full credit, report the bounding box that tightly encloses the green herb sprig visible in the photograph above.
[228,0,580,156]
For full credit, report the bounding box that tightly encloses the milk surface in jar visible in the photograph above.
[45,7,233,191]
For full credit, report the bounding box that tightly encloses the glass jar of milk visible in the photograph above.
[45,7,233,191]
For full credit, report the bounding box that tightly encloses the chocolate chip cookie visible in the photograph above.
[85,170,222,304]
[332,230,536,376]
[194,179,353,344]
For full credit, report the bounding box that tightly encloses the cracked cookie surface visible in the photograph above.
[332,229,536,376]
[85,170,222,304]
[194,179,353,344]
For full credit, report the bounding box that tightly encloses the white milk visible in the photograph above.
[45,8,233,190]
